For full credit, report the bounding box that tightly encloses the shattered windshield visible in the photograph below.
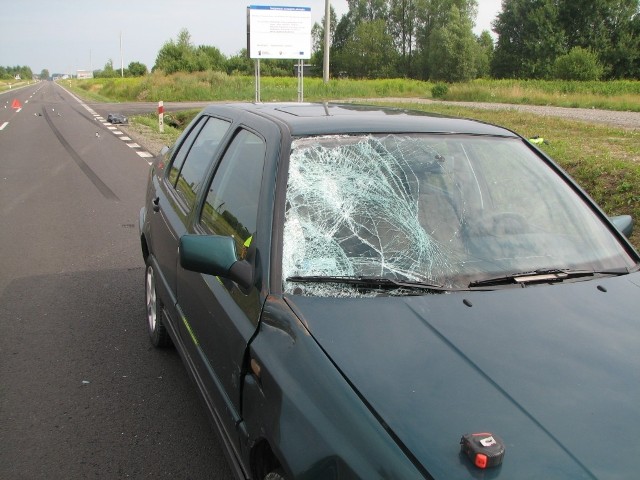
[282,134,635,297]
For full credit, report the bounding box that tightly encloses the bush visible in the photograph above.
[431,83,449,98]
[553,47,604,81]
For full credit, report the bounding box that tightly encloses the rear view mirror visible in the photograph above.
[179,235,252,289]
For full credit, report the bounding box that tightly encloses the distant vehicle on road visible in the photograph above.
[139,102,640,480]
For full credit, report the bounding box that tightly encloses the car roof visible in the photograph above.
[201,102,519,137]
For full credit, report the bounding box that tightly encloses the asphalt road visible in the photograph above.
[0,81,233,479]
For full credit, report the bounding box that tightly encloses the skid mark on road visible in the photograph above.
[42,107,120,201]
[60,86,155,164]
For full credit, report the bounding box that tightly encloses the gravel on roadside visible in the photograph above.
[117,122,169,158]
[357,98,640,130]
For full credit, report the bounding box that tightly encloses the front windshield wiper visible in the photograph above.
[468,267,629,288]
[286,275,450,293]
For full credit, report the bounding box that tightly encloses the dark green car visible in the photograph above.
[139,103,640,479]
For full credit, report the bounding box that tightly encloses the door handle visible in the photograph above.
[152,196,160,212]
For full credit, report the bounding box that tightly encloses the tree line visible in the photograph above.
[0,65,34,81]
[319,0,639,80]
[92,0,639,81]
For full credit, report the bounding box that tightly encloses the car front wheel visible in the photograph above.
[145,261,171,347]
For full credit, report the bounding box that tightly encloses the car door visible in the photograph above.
[149,115,231,324]
[176,125,268,453]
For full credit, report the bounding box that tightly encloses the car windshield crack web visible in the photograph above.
[283,134,460,297]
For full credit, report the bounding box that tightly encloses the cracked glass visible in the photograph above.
[282,134,635,297]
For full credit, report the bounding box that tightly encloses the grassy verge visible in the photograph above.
[443,79,640,111]
[66,74,434,103]
[0,80,32,93]
[128,110,199,149]
[66,74,640,111]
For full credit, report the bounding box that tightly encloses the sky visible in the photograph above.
[0,0,502,75]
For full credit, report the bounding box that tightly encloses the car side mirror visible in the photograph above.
[179,234,253,289]
[610,215,633,238]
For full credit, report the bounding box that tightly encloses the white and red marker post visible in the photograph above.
[158,101,164,133]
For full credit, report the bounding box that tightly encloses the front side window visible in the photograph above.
[201,129,266,260]
[173,116,231,209]
[168,116,206,187]
[282,134,636,296]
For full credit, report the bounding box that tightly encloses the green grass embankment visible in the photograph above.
[66,74,640,111]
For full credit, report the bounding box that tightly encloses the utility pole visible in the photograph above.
[323,0,330,83]
[120,31,124,77]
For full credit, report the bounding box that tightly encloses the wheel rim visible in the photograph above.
[146,265,157,333]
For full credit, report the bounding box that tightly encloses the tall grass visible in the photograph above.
[68,74,640,111]
[446,79,640,111]
[0,80,31,93]
[69,73,434,103]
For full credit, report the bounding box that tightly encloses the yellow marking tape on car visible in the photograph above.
[181,315,199,346]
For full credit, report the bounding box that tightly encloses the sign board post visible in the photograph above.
[247,5,311,102]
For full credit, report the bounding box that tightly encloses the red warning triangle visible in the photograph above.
[11,99,22,109]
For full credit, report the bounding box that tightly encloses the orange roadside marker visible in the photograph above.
[11,99,22,109]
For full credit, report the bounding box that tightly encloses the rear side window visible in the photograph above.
[172,116,231,209]
[201,129,266,260]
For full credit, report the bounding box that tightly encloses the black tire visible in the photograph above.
[145,261,172,348]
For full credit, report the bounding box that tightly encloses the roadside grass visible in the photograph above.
[67,75,640,111]
[129,109,199,147]
[127,113,183,149]
[0,80,32,93]
[67,73,434,103]
[446,79,640,111]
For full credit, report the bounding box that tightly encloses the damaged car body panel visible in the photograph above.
[139,103,640,479]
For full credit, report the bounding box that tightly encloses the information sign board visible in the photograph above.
[247,5,311,59]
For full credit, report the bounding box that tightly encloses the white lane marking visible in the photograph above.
[0,121,8,130]
[113,130,123,135]
[126,143,141,148]
[120,136,131,141]
[137,151,153,158]
[16,108,22,113]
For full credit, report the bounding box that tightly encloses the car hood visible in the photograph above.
[284,273,640,479]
